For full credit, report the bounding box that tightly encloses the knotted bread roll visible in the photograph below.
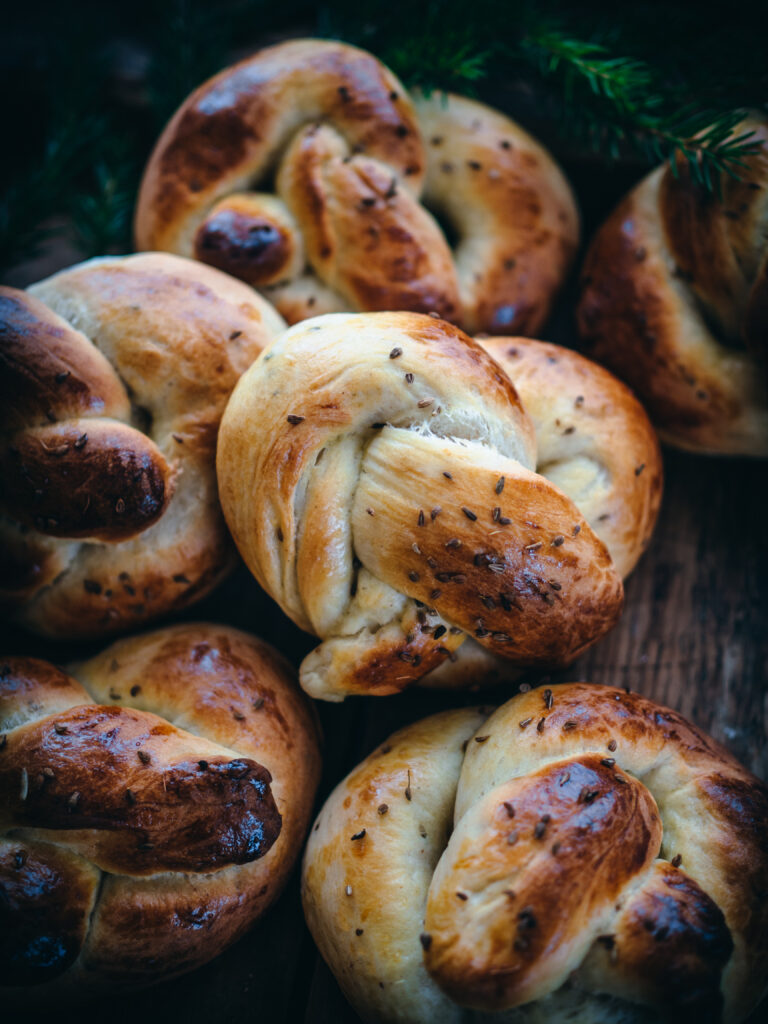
[302,684,768,1023]
[0,623,321,1003]
[0,253,285,637]
[578,116,768,455]
[216,312,641,702]
[135,38,579,335]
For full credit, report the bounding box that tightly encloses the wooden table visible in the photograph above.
[7,168,766,1024]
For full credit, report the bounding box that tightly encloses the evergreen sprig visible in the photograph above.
[518,26,761,191]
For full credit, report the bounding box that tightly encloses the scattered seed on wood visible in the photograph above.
[420,933,432,950]
[462,507,477,521]
[405,372,414,384]
[431,507,441,520]
[671,854,682,867]
[601,758,615,767]
[563,720,577,731]
[552,535,565,547]
[495,476,505,494]
[608,739,618,751]
[537,717,546,733]
[635,464,646,476]
[504,801,515,817]
[417,398,433,408]
[351,830,366,841]
[378,804,388,815]
[456,891,468,900]
[286,414,305,425]
[524,542,542,553]
[405,770,412,801]
[418,510,425,526]
[475,735,490,743]
[345,884,353,896]
[389,347,403,359]
[507,830,519,845]
[137,750,151,764]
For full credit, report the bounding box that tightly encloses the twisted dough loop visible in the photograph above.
[578,116,768,455]
[136,39,578,334]
[418,337,662,691]
[302,684,768,1023]
[217,312,625,701]
[0,623,320,1002]
[0,253,285,637]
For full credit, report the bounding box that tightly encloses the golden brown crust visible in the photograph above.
[136,39,577,333]
[0,624,321,1003]
[217,311,624,701]
[1,705,281,875]
[302,684,768,1023]
[481,337,663,578]
[578,118,768,455]
[0,253,285,637]
[0,838,100,986]
[414,91,579,335]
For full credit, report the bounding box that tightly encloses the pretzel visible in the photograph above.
[135,38,579,335]
[216,311,627,701]
[578,116,768,455]
[302,684,768,1023]
[0,623,321,1003]
[0,253,285,637]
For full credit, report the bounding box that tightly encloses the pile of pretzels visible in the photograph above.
[1,34,766,1024]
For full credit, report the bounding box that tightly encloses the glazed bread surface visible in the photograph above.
[0,252,285,637]
[0,623,321,1002]
[419,336,662,690]
[303,684,768,1023]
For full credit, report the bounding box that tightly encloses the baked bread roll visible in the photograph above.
[302,684,768,1023]
[419,337,662,690]
[135,38,578,335]
[0,622,321,1003]
[578,116,768,455]
[0,253,285,637]
[217,311,628,702]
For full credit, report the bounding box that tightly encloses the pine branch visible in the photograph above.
[518,24,763,189]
